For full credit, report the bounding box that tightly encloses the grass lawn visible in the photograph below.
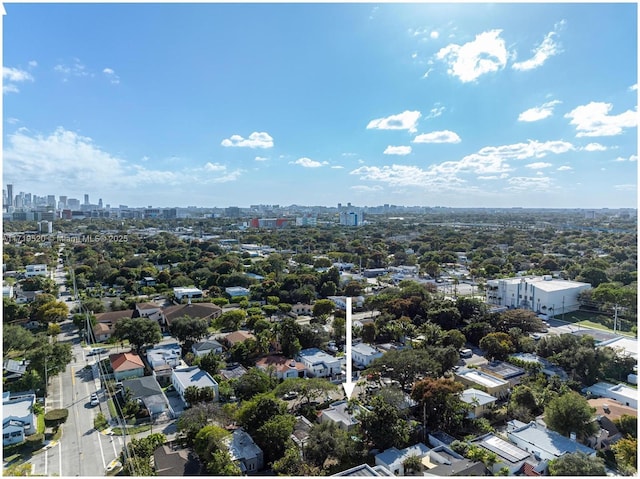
[111,424,152,435]
[37,413,45,434]
[107,398,118,418]
[562,310,636,337]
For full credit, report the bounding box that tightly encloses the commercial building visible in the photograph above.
[486,276,591,315]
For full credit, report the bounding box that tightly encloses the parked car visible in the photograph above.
[90,393,99,406]
[283,391,298,400]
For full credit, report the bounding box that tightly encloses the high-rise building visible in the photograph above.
[47,195,56,207]
[6,184,13,207]
[84,194,89,205]
[59,196,67,209]
[98,198,103,208]
[67,198,81,209]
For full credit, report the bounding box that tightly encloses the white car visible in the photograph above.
[90,393,100,406]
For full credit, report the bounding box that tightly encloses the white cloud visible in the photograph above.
[331,165,345,169]
[103,67,120,84]
[506,176,553,191]
[349,139,573,190]
[583,142,607,152]
[422,68,433,79]
[204,162,226,172]
[435,29,508,82]
[221,131,274,148]
[3,127,244,193]
[518,100,561,122]
[351,185,383,192]
[54,59,90,81]
[425,105,445,119]
[28,60,38,68]
[613,155,637,162]
[255,156,269,162]
[367,110,421,133]
[557,165,573,171]
[473,139,574,160]
[3,66,34,94]
[430,31,439,39]
[565,102,637,137]
[525,162,552,169]
[512,27,562,71]
[629,84,638,91]
[614,184,636,191]
[413,130,461,144]
[383,145,412,155]
[291,157,327,168]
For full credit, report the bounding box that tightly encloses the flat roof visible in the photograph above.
[508,422,595,457]
[481,361,526,379]
[458,369,508,388]
[476,434,529,463]
[173,366,218,389]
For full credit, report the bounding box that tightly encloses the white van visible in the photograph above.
[460,348,473,358]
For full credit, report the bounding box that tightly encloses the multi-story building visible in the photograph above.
[486,276,591,315]
[25,264,48,277]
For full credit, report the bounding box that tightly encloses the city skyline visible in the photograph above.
[3,3,638,209]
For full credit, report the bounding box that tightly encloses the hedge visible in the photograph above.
[44,408,69,427]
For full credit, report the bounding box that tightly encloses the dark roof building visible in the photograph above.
[153,444,202,475]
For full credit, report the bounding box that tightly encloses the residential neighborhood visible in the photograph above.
[2,207,637,477]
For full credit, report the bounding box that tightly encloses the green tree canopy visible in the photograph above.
[358,395,410,451]
[548,452,606,476]
[544,391,598,441]
[113,317,162,352]
[169,315,210,348]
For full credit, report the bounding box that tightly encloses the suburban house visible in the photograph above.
[255,355,306,380]
[224,428,264,474]
[479,361,527,387]
[332,464,393,476]
[375,443,430,476]
[93,309,134,342]
[460,388,497,419]
[121,376,173,420]
[510,353,568,380]
[351,343,383,368]
[173,287,203,301]
[587,398,638,450]
[3,359,30,383]
[454,368,510,399]
[25,264,48,277]
[133,302,163,320]
[147,343,182,369]
[485,275,591,314]
[290,415,313,454]
[291,303,313,315]
[584,382,638,409]
[327,295,365,310]
[470,433,533,475]
[3,392,37,446]
[163,302,222,328]
[421,445,488,476]
[219,363,248,381]
[506,420,596,462]
[318,400,365,431]
[153,443,202,475]
[225,286,250,297]
[297,348,344,378]
[171,366,219,407]
[191,339,224,358]
[110,352,145,381]
[224,331,256,348]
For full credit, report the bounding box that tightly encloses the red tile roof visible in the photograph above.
[110,352,144,371]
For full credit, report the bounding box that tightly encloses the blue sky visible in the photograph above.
[3,3,638,209]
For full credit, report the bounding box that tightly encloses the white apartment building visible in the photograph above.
[486,276,591,316]
[352,343,383,368]
[25,264,48,277]
[297,348,344,378]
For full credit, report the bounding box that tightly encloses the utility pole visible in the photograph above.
[613,304,619,333]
